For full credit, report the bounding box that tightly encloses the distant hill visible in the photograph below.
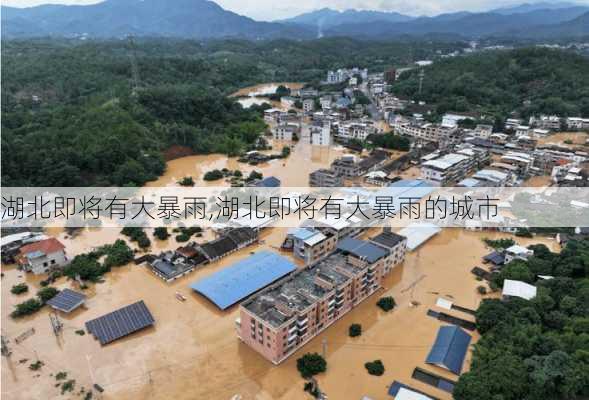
[323,6,589,38]
[279,8,414,28]
[490,1,582,14]
[1,0,312,39]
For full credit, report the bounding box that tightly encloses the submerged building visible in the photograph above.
[237,231,407,364]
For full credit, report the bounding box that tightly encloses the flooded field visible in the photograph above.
[230,82,305,109]
[1,228,558,400]
[523,175,553,187]
[146,138,349,187]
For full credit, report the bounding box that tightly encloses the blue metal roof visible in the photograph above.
[289,228,317,241]
[190,251,296,310]
[426,325,472,375]
[256,176,281,187]
[337,237,388,263]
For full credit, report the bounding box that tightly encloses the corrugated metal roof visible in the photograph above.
[190,251,297,310]
[425,325,471,375]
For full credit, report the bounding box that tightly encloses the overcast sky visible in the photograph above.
[3,0,588,20]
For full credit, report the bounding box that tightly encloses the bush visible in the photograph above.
[154,227,170,240]
[11,298,43,318]
[364,360,385,376]
[100,240,134,268]
[483,238,515,250]
[246,170,263,182]
[11,283,29,295]
[349,323,362,337]
[203,169,223,181]
[37,287,59,303]
[515,228,533,238]
[296,353,327,378]
[29,360,44,371]
[477,285,487,295]
[178,176,194,186]
[377,296,396,312]
[120,228,150,249]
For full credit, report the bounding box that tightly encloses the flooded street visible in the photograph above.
[1,227,558,400]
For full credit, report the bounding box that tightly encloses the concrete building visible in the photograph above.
[263,108,282,123]
[337,120,376,141]
[331,155,361,178]
[286,228,338,265]
[393,119,458,143]
[302,98,314,113]
[442,113,472,128]
[529,115,561,131]
[310,123,331,146]
[421,153,471,186]
[238,233,405,364]
[273,123,299,141]
[309,168,343,187]
[369,229,407,274]
[566,117,589,131]
[18,238,67,275]
[473,124,493,139]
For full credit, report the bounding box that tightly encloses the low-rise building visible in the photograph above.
[337,120,375,141]
[18,238,67,275]
[566,117,589,131]
[309,168,343,187]
[504,245,534,264]
[529,115,561,130]
[263,108,282,123]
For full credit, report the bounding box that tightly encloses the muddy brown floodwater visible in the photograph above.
[146,138,349,187]
[1,227,558,400]
[230,82,305,109]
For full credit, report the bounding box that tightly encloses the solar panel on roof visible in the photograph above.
[46,289,86,313]
[85,301,155,345]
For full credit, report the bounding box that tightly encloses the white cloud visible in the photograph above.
[2,0,588,20]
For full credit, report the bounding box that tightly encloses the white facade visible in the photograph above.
[310,124,331,146]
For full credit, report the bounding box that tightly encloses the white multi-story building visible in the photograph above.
[421,153,471,186]
[566,117,589,131]
[529,115,561,131]
[302,98,314,113]
[273,123,299,141]
[336,120,376,141]
[18,238,68,275]
[310,123,331,146]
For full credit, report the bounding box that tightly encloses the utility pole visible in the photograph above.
[1,335,11,357]
[127,35,141,97]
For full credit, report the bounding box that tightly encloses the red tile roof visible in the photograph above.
[19,238,65,256]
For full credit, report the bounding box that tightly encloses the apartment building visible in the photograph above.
[238,234,405,364]
[421,153,471,186]
[286,228,338,265]
[302,98,315,113]
[310,123,331,146]
[369,229,407,274]
[393,119,457,143]
[529,115,561,130]
[336,120,376,141]
[566,117,589,131]
[273,123,299,141]
[309,168,343,187]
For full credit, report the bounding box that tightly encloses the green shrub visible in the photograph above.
[296,353,327,378]
[203,169,223,181]
[11,283,29,295]
[349,323,362,337]
[365,360,385,376]
[178,176,194,186]
[11,298,43,318]
[37,287,59,303]
[376,296,396,312]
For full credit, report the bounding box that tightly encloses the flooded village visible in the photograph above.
[1,74,587,400]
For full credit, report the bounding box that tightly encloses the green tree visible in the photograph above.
[296,353,327,378]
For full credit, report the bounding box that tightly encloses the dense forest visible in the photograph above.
[392,47,589,126]
[454,238,589,400]
[1,38,462,186]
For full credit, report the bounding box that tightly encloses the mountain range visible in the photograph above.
[2,0,588,40]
